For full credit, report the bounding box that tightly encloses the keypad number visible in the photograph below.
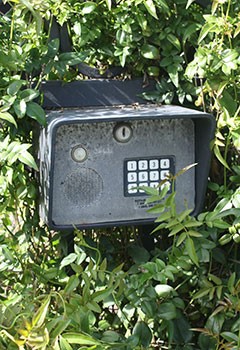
[124,156,174,196]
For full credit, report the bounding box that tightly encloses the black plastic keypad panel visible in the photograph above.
[124,156,175,196]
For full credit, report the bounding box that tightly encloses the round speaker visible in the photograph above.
[63,168,103,207]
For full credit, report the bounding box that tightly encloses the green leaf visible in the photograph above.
[177,209,193,222]
[176,232,187,246]
[192,288,211,300]
[51,318,71,339]
[18,151,38,171]
[140,185,159,196]
[26,102,46,125]
[86,300,102,313]
[7,80,25,95]
[198,22,217,43]
[13,99,27,119]
[158,302,177,320]
[59,336,73,350]
[20,89,39,102]
[59,52,87,66]
[81,2,97,15]
[184,23,202,44]
[64,275,80,294]
[62,333,100,345]
[141,44,160,59]
[219,233,232,245]
[222,49,239,63]
[143,0,158,19]
[213,145,230,170]
[60,253,77,269]
[133,321,152,348]
[155,211,172,223]
[0,52,17,70]
[32,295,51,328]
[167,64,179,87]
[227,272,236,293]
[169,223,184,236]
[221,332,239,343]
[105,0,111,10]
[185,237,199,266]
[19,0,42,34]
[187,230,202,238]
[101,330,120,342]
[167,34,181,51]
[128,245,150,264]
[91,286,114,303]
[0,112,17,128]
[47,39,60,58]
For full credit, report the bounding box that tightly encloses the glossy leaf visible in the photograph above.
[133,321,152,348]
[26,102,46,125]
[18,151,38,171]
[32,295,51,328]
[7,80,25,95]
[185,237,199,266]
[63,332,101,345]
[141,44,160,59]
[0,112,17,128]
[143,0,158,19]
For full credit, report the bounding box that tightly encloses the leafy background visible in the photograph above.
[0,0,239,349]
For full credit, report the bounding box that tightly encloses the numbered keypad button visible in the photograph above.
[128,172,137,182]
[128,184,137,194]
[161,159,170,169]
[160,170,169,180]
[127,161,137,171]
[149,159,159,169]
[138,160,148,170]
[150,171,159,181]
[139,171,148,182]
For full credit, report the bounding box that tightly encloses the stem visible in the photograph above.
[223,132,231,190]
[9,6,15,49]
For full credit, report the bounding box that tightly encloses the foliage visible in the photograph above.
[46,0,207,104]
[0,0,240,349]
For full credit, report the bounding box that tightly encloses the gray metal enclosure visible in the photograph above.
[39,104,214,229]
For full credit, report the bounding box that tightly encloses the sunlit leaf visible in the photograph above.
[141,44,160,59]
[0,112,17,128]
[143,0,158,19]
[63,332,101,345]
[18,151,38,171]
[32,295,51,328]
[105,0,111,10]
[7,80,25,95]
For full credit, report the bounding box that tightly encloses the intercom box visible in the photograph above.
[39,104,215,229]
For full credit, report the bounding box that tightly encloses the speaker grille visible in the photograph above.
[63,168,103,207]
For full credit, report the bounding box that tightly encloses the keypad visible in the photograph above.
[124,156,175,196]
